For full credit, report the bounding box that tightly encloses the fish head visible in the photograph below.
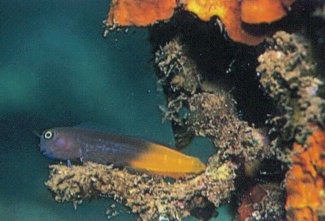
[40,128,81,161]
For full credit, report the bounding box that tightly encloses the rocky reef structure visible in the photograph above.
[257,31,325,221]
[45,1,325,221]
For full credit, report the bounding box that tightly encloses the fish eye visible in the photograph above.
[44,130,53,140]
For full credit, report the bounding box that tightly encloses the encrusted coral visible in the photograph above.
[257,31,325,220]
[187,92,268,162]
[46,154,237,221]
[257,31,325,148]
[156,38,268,162]
[105,0,296,45]
[155,39,201,97]
[285,127,325,221]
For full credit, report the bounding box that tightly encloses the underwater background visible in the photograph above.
[0,1,231,220]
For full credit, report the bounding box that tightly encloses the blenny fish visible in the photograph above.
[39,127,206,178]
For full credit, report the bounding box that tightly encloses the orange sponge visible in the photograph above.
[106,0,176,26]
[105,0,295,45]
[285,128,325,221]
[241,0,295,24]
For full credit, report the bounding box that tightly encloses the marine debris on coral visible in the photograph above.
[46,154,237,221]
[104,0,297,45]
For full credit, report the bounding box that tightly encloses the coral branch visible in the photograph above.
[257,31,324,147]
[46,154,237,220]
[155,38,269,162]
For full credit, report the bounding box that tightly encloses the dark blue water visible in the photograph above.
[0,1,232,220]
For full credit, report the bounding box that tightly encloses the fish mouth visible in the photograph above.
[40,147,50,156]
[40,149,46,155]
[40,147,56,160]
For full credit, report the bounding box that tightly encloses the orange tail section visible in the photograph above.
[128,142,206,178]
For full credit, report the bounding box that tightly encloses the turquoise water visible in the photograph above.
[0,1,231,220]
